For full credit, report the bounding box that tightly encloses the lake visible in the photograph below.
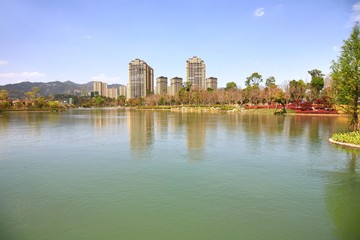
[0,109,359,240]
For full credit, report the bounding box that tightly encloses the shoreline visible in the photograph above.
[0,106,347,117]
[138,107,345,116]
[329,138,360,149]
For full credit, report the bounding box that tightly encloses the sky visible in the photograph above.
[0,0,359,88]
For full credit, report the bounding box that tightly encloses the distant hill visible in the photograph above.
[0,81,124,99]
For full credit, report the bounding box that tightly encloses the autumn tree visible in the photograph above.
[225,82,237,91]
[273,88,287,113]
[331,23,360,131]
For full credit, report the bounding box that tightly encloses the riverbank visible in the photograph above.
[0,108,66,112]
[135,106,347,116]
[0,105,346,116]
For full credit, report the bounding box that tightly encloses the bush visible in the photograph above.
[331,131,360,145]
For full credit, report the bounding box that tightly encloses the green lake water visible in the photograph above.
[0,109,359,240]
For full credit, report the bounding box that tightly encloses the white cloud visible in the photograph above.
[23,72,45,78]
[0,60,8,65]
[91,74,120,84]
[254,7,265,17]
[0,71,45,80]
[351,2,360,23]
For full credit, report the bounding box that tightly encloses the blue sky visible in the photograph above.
[0,0,359,88]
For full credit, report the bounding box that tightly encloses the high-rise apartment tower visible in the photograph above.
[156,76,168,95]
[170,77,183,96]
[206,77,218,90]
[119,85,127,97]
[93,81,108,97]
[186,56,206,90]
[127,59,154,99]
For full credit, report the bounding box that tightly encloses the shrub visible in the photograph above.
[331,131,360,145]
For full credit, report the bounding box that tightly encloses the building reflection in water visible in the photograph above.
[154,111,168,140]
[185,113,206,150]
[184,113,207,161]
[128,110,154,153]
[89,109,127,140]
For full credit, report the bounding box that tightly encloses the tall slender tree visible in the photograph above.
[308,69,325,99]
[331,23,360,131]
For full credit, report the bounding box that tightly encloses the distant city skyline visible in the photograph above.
[0,0,359,87]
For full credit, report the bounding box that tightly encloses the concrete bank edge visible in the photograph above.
[329,138,360,149]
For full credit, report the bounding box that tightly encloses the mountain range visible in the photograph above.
[0,81,123,99]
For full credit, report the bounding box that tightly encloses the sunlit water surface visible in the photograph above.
[0,109,359,240]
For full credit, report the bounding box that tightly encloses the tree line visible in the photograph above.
[141,69,328,108]
[1,23,360,132]
[0,70,328,109]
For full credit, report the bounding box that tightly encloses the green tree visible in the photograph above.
[47,101,62,111]
[225,82,237,91]
[0,89,9,100]
[308,69,324,99]
[265,76,276,87]
[25,87,40,100]
[288,79,306,102]
[245,72,263,87]
[331,23,360,131]
[93,96,105,107]
[184,82,192,92]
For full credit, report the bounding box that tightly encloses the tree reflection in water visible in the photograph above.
[326,147,360,240]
